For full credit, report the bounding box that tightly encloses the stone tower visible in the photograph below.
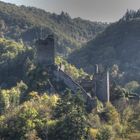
[36,35,55,67]
[94,65,110,102]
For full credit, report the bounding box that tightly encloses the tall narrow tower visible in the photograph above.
[94,65,110,102]
[106,70,110,102]
[36,35,55,67]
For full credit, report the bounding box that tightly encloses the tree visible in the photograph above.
[0,81,28,114]
[0,93,59,140]
[125,81,140,93]
[48,91,89,140]
[100,103,120,124]
[96,125,114,140]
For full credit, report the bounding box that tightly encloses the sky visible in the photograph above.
[1,0,140,22]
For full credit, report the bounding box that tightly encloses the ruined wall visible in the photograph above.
[54,69,92,102]
[36,35,55,66]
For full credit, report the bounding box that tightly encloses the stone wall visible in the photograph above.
[54,69,92,102]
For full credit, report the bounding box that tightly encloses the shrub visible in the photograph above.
[96,125,115,140]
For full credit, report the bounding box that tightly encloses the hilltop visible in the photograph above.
[0,1,107,55]
[69,10,140,84]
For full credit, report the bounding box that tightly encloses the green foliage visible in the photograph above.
[0,38,26,68]
[128,103,140,131]
[0,37,31,87]
[0,81,27,114]
[48,92,89,140]
[101,103,120,124]
[96,125,114,140]
[0,1,107,55]
[125,81,140,93]
[111,85,139,101]
[68,9,140,84]
[26,65,49,92]
[0,88,140,140]
[56,56,88,80]
[121,106,133,129]
[0,93,59,140]
[0,2,140,139]
[0,38,25,64]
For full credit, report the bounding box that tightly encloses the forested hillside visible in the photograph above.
[0,1,107,55]
[0,37,87,89]
[1,1,140,139]
[0,38,140,140]
[69,9,140,84]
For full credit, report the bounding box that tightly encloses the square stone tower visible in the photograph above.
[36,35,55,67]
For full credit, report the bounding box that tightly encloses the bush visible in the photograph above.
[101,103,120,124]
[96,125,115,140]
[89,128,98,140]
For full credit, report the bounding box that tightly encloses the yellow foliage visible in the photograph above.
[89,128,98,139]
[128,133,140,140]
[29,91,40,100]
[26,119,36,129]
[48,95,59,107]
[105,102,120,124]
[29,92,59,107]
[55,56,88,80]
[0,115,5,122]
[47,120,58,128]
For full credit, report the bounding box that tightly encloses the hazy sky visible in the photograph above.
[2,0,140,22]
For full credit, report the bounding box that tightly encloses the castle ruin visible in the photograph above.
[35,35,110,104]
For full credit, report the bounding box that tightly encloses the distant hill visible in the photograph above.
[68,10,140,83]
[0,1,107,55]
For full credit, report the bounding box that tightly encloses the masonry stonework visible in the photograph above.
[35,35,110,105]
[36,35,55,67]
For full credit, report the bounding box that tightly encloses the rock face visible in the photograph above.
[36,35,55,67]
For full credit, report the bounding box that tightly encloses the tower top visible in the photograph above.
[36,34,54,45]
[47,34,54,39]
[35,35,55,66]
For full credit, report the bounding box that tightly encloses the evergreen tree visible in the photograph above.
[48,91,89,140]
